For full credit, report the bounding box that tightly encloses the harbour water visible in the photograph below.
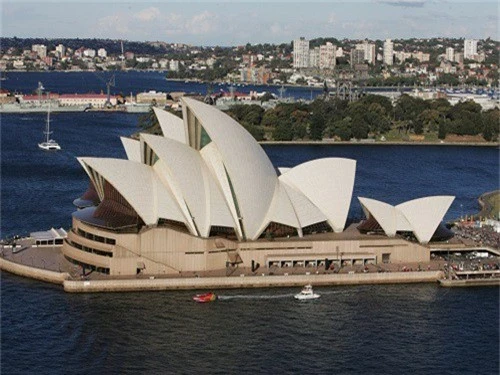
[1,72,499,374]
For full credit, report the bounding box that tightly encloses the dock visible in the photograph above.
[439,269,500,287]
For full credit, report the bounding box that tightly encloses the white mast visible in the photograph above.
[44,101,52,143]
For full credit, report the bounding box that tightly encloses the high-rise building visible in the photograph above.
[32,44,47,59]
[383,39,393,66]
[445,47,454,62]
[293,37,310,68]
[464,39,478,60]
[355,40,376,65]
[169,59,180,72]
[350,49,365,66]
[319,42,336,69]
[309,47,320,68]
[55,44,66,59]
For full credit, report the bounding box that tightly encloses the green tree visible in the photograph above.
[359,94,393,115]
[394,94,429,122]
[438,119,447,140]
[261,109,279,127]
[243,124,265,141]
[309,111,326,140]
[417,109,441,132]
[351,117,369,139]
[292,123,308,140]
[482,109,500,141]
[332,118,352,141]
[272,120,294,141]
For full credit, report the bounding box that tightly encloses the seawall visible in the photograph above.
[63,271,443,293]
[439,278,500,287]
[0,257,69,285]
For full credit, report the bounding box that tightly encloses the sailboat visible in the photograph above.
[38,103,61,151]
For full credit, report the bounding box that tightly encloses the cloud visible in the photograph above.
[96,13,130,35]
[379,0,426,7]
[134,7,161,22]
[185,11,218,35]
[328,13,336,24]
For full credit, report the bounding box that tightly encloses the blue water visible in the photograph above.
[1,72,499,374]
[0,71,324,100]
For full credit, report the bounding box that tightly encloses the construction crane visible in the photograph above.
[105,74,115,107]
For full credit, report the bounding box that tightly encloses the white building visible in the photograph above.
[169,59,180,72]
[32,44,47,59]
[394,51,412,63]
[83,49,96,58]
[293,37,310,68]
[97,48,107,58]
[62,98,455,277]
[383,39,394,66]
[319,42,336,69]
[412,51,430,62]
[446,47,454,62]
[355,40,376,65]
[464,39,478,60]
[309,47,320,68]
[55,44,66,59]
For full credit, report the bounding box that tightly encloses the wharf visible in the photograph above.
[439,270,500,287]
[0,103,87,113]
[0,103,150,113]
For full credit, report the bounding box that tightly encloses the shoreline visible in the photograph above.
[260,140,499,147]
[0,255,444,293]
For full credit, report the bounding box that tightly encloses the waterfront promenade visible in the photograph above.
[3,240,499,292]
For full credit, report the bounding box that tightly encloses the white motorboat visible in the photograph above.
[294,284,320,300]
[39,103,61,151]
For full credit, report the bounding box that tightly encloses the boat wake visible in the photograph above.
[217,293,295,300]
[217,289,347,301]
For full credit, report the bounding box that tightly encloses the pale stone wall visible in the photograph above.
[0,258,69,285]
[63,271,444,293]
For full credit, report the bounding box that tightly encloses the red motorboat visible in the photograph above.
[192,292,217,303]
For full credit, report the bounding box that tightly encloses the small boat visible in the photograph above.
[192,292,217,303]
[294,284,320,300]
[38,103,61,151]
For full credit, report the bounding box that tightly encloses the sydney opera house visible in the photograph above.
[62,97,454,276]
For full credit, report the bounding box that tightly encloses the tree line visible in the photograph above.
[224,94,499,142]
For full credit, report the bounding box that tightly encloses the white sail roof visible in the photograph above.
[279,158,356,233]
[263,182,302,235]
[141,133,234,237]
[359,196,455,244]
[397,196,454,244]
[76,98,377,242]
[153,107,186,144]
[358,197,411,236]
[280,181,328,228]
[181,97,278,240]
[120,137,141,162]
[200,143,243,237]
[78,157,185,226]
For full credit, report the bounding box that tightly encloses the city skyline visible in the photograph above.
[1,1,498,46]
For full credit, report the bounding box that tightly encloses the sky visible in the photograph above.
[1,1,498,45]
